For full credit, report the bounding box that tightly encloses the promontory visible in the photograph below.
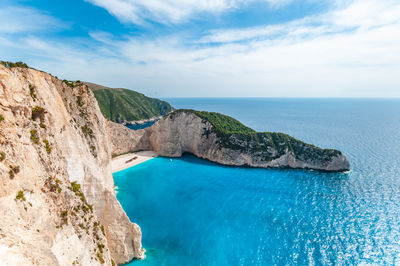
[0,61,350,266]
[107,109,350,172]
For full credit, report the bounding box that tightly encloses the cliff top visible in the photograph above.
[0,61,173,123]
[171,109,255,134]
[85,83,173,123]
[168,109,344,167]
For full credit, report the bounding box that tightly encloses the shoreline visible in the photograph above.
[112,151,158,173]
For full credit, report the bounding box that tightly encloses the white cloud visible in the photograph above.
[1,0,399,98]
[85,0,400,97]
[199,0,400,44]
[332,0,400,29]
[196,19,336,44]
[0,6,65,34]
[85,0,293,24]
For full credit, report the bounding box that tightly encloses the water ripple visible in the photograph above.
[115,99,400,265]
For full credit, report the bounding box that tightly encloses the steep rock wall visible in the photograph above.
[106,121,151,157]
[147,111,350,171]
[0,65,143,265]
[108,111,349,172]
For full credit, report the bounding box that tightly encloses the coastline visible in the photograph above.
[112,151,157,173]
[124,116,162,126]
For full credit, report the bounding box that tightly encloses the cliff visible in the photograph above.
[85,82,173,123]
[0,65,143,265]
[106,121,150,158]
[107,110,350,172]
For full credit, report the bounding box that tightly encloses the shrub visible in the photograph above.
[11,165,19,173]
[70,182,87,202]
[70,181,81,193]
[45,176,61,193]
[0,114,4,122]
[81,125,94,139]
[40,123,46,129]
[63,80,74,88]
[60,210,68,224]
[97,243,105,253]
[29,85,37,100]
[31,106,45,120]
[0,152,5,162]
[43,139,51,154]
[8,170,15,179]
[16,61,28,68]
[96,252,105,264]
[0,61,28,68]
[76,96,83,107]
[15,190,25,201]
[30,129,39,144]
[90,145,97,157]
[82,204,89,213]
[9,165,20,179]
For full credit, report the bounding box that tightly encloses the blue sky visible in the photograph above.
[1,0,399,97]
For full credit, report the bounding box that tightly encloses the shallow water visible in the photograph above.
[114,98,400,265]
[125,120,157,130]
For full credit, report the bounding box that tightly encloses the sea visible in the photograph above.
[114,98,400,265]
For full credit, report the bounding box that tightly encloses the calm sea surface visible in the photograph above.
[115,98,400,265]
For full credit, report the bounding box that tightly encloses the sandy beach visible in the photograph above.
[112,151,158,173]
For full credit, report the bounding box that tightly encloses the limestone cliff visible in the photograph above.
[0,65,143,265]
[106,121,150,158]
[108,110,350,172]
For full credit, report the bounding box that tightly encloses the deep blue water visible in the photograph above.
[125,120,158,130]
[114,98,400,265]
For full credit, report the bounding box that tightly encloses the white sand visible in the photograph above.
[112,151,157,173]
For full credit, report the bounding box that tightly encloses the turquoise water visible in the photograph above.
[126,120,158,130]
[114,98,400,265]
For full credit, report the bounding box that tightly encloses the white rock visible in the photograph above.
[0,65,142,265]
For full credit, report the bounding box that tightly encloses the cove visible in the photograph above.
[114,98,400,265]
[115,155,387,265]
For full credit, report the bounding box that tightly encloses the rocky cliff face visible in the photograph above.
[0,65,143,265]
[106,121,150,158]
[108,110,349,172]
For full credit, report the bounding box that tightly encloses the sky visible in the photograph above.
[0,0,399,98]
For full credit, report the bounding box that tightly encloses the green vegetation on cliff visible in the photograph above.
[170,109,342,163]
[0,61,29,68]
[85,82,173,123]
[194,111,255,134]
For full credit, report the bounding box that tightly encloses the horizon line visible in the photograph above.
[160,96,400,99]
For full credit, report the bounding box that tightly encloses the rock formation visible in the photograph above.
[0,63,349,265]
[0,65,143,265]
[107,110,350,172]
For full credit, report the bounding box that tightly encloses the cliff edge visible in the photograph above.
[0,65,143,265]
[107,110,350,172]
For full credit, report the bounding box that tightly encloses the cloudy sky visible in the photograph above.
[1,0,399,97]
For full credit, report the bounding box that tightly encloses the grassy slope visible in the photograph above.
[171,109,341,162]
[86,83,173,122]
[0,63,171,123]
